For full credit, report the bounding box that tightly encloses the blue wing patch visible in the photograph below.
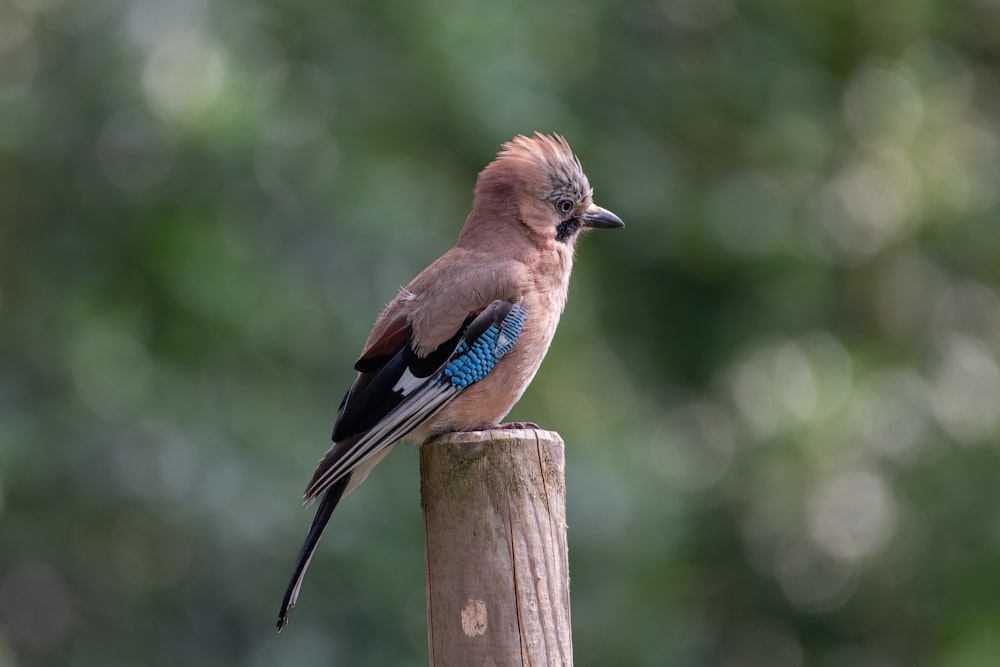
[443,303,527,389]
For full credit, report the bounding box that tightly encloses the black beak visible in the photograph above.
[579,205,625,230]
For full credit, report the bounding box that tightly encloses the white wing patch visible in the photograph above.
[392,368,424,396]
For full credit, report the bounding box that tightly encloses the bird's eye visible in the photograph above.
[557,199,574,215]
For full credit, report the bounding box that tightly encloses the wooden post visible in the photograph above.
[420,428,572,666]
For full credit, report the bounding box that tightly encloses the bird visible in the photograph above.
[277,131,623,629]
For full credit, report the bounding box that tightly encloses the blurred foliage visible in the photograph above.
[3,0,1000,664]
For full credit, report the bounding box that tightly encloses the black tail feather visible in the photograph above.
[276,474,351,630]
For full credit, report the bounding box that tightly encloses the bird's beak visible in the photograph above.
[579,205,625,230]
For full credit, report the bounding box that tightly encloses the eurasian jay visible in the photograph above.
[277,132,623,628]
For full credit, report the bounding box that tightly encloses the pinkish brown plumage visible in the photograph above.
[278,132,623,629]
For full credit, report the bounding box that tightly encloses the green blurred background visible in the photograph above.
[3,0,1000,665]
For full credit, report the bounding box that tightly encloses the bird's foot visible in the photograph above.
[497,421,540,430]
[467,421,540,432]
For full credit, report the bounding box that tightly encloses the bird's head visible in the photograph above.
[467,132,624,248]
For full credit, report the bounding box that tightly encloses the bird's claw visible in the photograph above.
[497,421,540,430]
[466,421,539,432]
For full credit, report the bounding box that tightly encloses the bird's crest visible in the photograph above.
[477,132,592,202]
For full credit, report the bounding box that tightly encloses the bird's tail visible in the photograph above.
[276,474,351,631]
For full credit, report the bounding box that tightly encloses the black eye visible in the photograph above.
[557,199,574,215]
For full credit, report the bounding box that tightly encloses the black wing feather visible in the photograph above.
[331,317,473,441]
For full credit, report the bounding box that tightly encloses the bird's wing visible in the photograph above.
[302,298,528,502]
[278,300,527,629]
